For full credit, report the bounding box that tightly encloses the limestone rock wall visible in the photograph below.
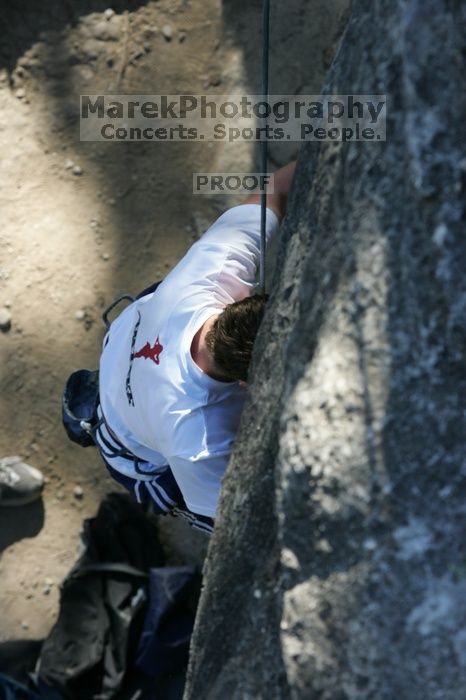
[184,0,466,697]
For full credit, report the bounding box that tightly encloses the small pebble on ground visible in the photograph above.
[162,25,173,41]
[0,307,12,332]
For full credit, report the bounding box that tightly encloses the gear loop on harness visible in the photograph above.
[102,294,135,330]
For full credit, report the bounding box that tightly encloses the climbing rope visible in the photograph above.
[259,0,270,296]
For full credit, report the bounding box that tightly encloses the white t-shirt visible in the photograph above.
[98,204,280,518]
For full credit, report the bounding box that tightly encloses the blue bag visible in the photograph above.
[135,566,201,680]
[61,369,99,448]
[0,673,43,700]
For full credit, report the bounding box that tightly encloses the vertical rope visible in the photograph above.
[259,0,270,296]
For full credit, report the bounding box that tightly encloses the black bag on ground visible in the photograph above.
[0,641,43,689]
[0,672,43,700]
[37,493,164,700]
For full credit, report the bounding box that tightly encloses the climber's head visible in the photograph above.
[205,294,269,383]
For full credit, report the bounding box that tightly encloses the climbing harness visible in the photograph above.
[102,293,135,330]
[259,0,270,296]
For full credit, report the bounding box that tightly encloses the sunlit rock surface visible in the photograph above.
[184,0,466,697]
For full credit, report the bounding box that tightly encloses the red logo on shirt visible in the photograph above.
[134,336,164,365]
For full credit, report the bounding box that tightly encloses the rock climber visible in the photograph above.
[95,160,297,534]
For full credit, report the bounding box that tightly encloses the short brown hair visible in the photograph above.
[205,294,268,383]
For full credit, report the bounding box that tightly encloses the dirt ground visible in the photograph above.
[0,0,346,643]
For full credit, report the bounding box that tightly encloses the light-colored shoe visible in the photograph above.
[0,456,44,506]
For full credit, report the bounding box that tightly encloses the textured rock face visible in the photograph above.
[184,0,466,698]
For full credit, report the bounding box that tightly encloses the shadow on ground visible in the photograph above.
[0,500,45,553]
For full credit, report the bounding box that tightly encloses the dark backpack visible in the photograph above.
[35,493,201,700]
[37,493,161,700]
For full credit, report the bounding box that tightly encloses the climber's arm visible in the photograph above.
[243,160,297,221]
